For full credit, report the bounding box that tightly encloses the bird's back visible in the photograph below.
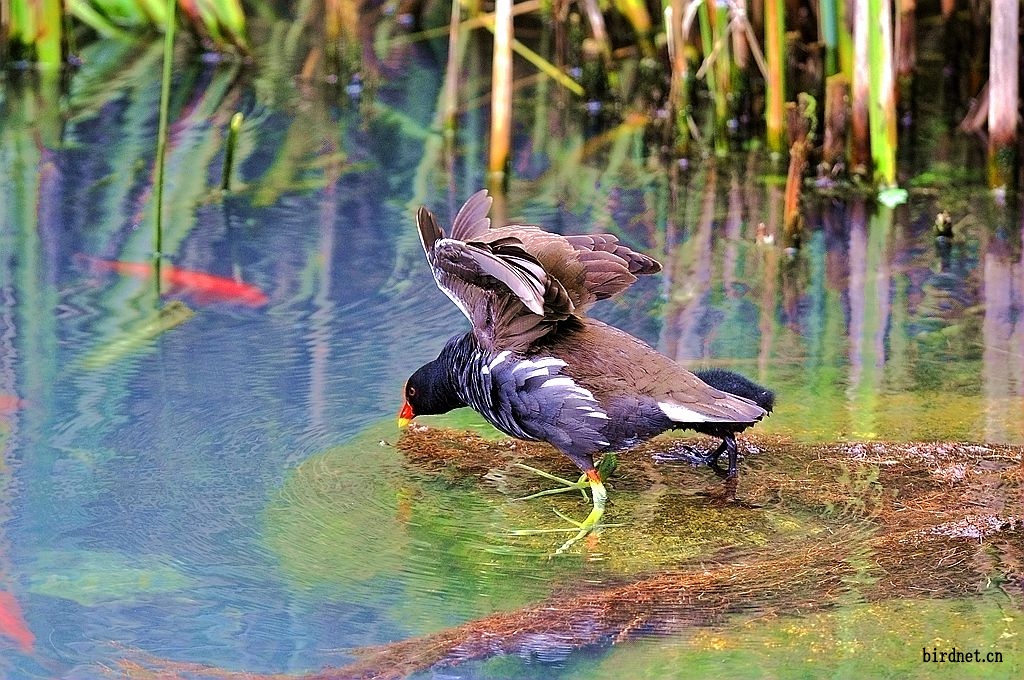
[534,317,766,425]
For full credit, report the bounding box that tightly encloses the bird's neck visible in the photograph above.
[442,333,496,407]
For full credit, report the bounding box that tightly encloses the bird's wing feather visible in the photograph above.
[449,189,493,241]
[417,203,573,352]
[416,191,664,352]
[484,227,662,311]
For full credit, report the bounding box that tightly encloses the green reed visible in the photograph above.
[3,0,1016,198]
[153,0,176,292]
[221,112,244,192]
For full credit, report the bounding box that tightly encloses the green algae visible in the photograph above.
[262,420,570,631]
[29,549,194,606]
[571,596,1022,680]
[329,427,1021,679]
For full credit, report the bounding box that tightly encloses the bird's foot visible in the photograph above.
[513,454,617,502]
[513,464,590,502]
[653,442,738,478]
[652,444,712,467]
[510,472,621,554]
[707,455,737,480]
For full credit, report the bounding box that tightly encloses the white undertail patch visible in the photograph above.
[658,401,735,423]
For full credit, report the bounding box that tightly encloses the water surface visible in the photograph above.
[0,35,1021,679]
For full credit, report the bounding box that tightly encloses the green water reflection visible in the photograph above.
[571,596,1020,679]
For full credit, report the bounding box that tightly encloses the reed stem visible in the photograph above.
[37,0,63,68]
[697,0,720,145]
[442,0,464,136]
[850,0,870,173]
[488,0,513,189]
[836,0,853,79]
[221,112,244,192]
[764,0,786,154]
[867,0,897,187]
[712,0,731,153]
[666,0,690,155]
[819,0,839,75]
[153,0,177,293]
[988,0,1019,191]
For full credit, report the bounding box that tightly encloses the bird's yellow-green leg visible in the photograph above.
[511,468,621,553]
[553,470,606,554]
[513,453,618,503]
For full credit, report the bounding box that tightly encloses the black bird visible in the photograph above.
[399,190,769,551]
[692,368,775,477]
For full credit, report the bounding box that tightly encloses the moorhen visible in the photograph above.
[399,190,768,552]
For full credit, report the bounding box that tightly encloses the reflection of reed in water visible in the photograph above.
[982,218,1024,443]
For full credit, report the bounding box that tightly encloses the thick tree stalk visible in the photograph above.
[988,0,1019,190]
[784,95,814,246]
[850,0,870,173]
[822,74,849,172]
[764,0,786,154]
[488,0,512,188]
[867,0,897,187]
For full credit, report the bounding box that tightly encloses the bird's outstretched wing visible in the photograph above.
[416,189,662,351]
[416,202,572,352]
[452,189,662,312]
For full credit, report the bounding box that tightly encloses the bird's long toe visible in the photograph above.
[510,471,617,554]
[513,463,591,501]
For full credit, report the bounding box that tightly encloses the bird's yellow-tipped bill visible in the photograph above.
[398,401,414,428]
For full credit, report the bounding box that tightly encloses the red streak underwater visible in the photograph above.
[0,590,34,652]
[0,395,24,414]
[80,256,269,307]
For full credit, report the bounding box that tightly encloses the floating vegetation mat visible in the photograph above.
[115,427,1021,679]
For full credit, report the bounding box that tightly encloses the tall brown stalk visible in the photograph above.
[764,0,786,154]
[850,0,870,173]
[488,0,513,189]
[988,0,1019,191]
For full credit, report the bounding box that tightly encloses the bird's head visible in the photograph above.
[398,358,464,428]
